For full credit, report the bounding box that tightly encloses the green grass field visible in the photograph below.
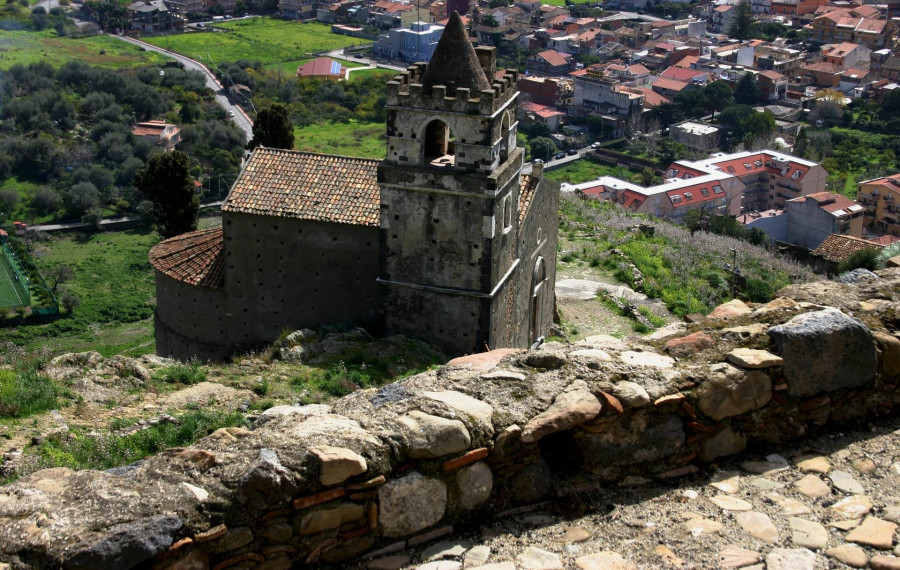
[0,253,27,310]
[144,19,363,66]
[294,120,385,159]
[10,228,159,355]
[348,67,397,81]
[0,31,170,69]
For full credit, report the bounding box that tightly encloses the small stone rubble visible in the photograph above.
[1,268,900,569]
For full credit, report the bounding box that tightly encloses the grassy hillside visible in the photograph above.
[559,194,814,316]
[0,30,170,69]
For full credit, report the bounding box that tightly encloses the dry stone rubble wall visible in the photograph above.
[2,269,900,569]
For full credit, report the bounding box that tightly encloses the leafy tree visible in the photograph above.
[674,88,708,118]
[529,137,556,161]
[46,263,74,291]
[734,72,760,105]
[704,82,734,115]
[247,103,295,150]
[134,151,198,238]
[0,187,20,215]
[31,187,61,215]
[60,291,80,314]
[738,111,776,149]
[728,0,754,41]
[880,89,900,120]
[66,181,100,217]
[82,206,103,231]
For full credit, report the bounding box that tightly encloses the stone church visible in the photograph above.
[148,13,559,360]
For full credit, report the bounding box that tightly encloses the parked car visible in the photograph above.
[229,110,235,117]
[533,159,544,165]
[554,152,566,160]
[567,149,578,156]
[354,54,365,59]
[590,142,600,149]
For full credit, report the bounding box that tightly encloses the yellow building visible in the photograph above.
[857,174,900,235]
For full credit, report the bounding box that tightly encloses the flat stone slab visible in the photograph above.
[765,548,816,570]
[830,495,873,519]
[709,471,741,494]
[684,517,724,536]
[725,348,784,369]
[789,517,828,549]
[556,279,603,301]
[735,511,779,543]
[619,351,675,368]
[846,516,898,549]
[718,545,761,569]
[826,545,868,568]
[710,495,752,511]
[795,474,831,499]
[520,546,563,569]
[574,551,638,570]
[830,470,865,494]
[793,454,831,474]
[447,349,521,371]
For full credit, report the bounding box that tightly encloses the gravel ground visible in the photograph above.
[354,415,900,570]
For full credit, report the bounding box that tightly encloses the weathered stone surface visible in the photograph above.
[520,546,563,569]
[309,445,367,486]
[397,411,471,459]
[741,454,789,474]
[423,390,494,427]
[846,516,897,549]
[574,551,637,570]
[793,455,831,474]
[684,517,723,535]
[725,348,783,369]
[368,555,411,570]
[710,495,752,511]
[379,472,447,537]
[708,299,752,319]
[710,470,741,493]
[773,496,811,516]
[416,561,462,570]
[213,526,254,552]
[768,308,877,398]
[521,388,602,443]
[789,517,828,549]
[456,461,492,510]
[696,363,772,421]
[718,545,760,568]
[874,331,900,377]
[510,459,553,503]
[826,545,868,568]
[569,349,612,364]
[298,503,364,535]
[611,382,650,408]
[765,548,816,570]
[464,545,491,566]
[796,474,831,499]
[699,425,747,462]
[620,351,675,368]
[830,495,873,519]
[735,511,778,543]
[872,555,900,570]
[422,540,471,561]
[664,332,714,358]
[447,349,521,371]
[575,414,684,468]
[829,470,864,494]
[524,349,567,370]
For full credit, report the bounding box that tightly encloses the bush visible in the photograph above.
[837,248,880,274]
[154,363,207,385]
[0,368,59,418]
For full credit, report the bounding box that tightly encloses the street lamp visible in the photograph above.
[723,248,741,299]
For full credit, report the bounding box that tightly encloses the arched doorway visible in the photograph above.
[423,119,455,167]
[531,256,547,346]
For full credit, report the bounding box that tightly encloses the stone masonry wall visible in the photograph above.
[2,269,900,569]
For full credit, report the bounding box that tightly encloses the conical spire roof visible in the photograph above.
[420,11,491,96]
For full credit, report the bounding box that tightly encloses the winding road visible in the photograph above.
[109,34,254,141]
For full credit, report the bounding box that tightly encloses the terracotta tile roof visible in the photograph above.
[652,77,691,92]
[813,233,884,262]
[223,148,380,227]
[793,191,860,215]
[802,61,844,74]
[149,227,224,289]
[636,86,671,107]
[660,66,708,81]
[132,121,175,137]
[536,50,571,67]
[519,174,538,223]
[297,57,346,78]
[871,234,900,246]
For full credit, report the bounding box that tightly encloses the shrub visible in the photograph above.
[154,363,207,385]
[0,368,59,418]
[837,248,880,274]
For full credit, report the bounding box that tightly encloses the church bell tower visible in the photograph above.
[377,12,526,355]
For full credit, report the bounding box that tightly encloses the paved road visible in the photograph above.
[30,201,225,233]
[108,35,254,141]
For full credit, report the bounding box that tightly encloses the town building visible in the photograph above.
[296,57,347,80]
[127,0,184,33]
[525,50,575,76]
[149,13,558,360]
[280,0,317,20]
[131,120,181,151]
[781,192,864,249]
[669,121,721,151]
[857,173,900,235]
[372,21,444,62]
[572,69,645,138]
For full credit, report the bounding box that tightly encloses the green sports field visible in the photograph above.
[0,249,28,310]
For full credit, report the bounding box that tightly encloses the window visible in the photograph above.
[753,160,762,167]
[744,163,752,170]
[791,169,804,180]
[701,188,710,196]
[423,119,455,166]
[502,195,513,232]
[727,166,736,174]
[684,192,693,200]
[670,194,683,203]
[713,185,724,194]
